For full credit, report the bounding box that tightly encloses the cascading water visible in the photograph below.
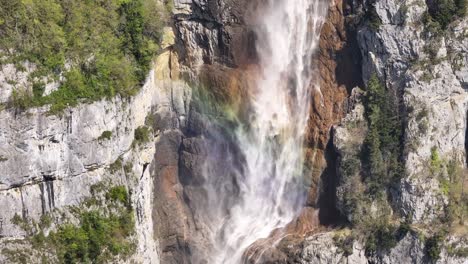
[197,1,328,263]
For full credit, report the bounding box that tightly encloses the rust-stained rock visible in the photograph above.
[304,0,363,210]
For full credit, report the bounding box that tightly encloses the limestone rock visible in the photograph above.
[358,0,468,223]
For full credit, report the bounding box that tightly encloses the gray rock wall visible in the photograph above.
[358,0,468,224]
[0,47,191,262]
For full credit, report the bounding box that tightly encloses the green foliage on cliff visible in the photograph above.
[366,4,383,31]
[0,0,170,113]
[444,160,467,226]
[363,74,403,196]
[48,209,135,264]
[425,0,467,31]
[6,182,136,263]
[29,185,135,264]
[336,74,407,255]
[107,186,130,207]
[425,231,445,260]
[98,131,113,141]
[133,126,151,146]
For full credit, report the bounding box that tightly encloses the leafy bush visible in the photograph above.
[455,0,467,17]
[98,131,113,141]
[0,0,170,113]
[109,157,123,173]
[32,82,45,98]
[443,160,467,225]
[106,186,129,207]
[367,4,382,31]
[341,157,361,178]
[425,0,466,31]
[134,126,151,145]
[365,221,398,254]
[47,209,135,264]
[334,233,355,256]
[27,183,136,264]
[430,147,442,173]
[425,233,444,260]
[363,74,403,195]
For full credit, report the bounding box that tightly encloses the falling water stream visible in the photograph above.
[199,1,328,263]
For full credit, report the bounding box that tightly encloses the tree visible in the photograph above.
[363,74,402,195]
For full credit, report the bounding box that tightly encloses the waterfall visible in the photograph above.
[197,1,328,263]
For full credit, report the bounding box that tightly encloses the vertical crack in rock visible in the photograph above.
[39,183,46,215]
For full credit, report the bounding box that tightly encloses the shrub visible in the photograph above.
[134,126,151,145]
[11,213,33,235]
[0,0,169,113]
[430,0,457,29]
[98,131,113,141]
[341,157,361,178]
[443,160,466,225]
[11,214,23,225]
[425,0,466,31]
[365,221,398,254]
[416,108,429,121]
[49,209,135,264]
[124,162,133,174]
[363,74,403,195]
[39,214,52,229]
[367,4,382,31]
[426,233,444,260]
[32,82,45,98]
[106,186,129,207]
[430,147,442,173]
[334,233,355,256]
[109,157,123,173]
[30,183,136,264]
[455,0,467,17]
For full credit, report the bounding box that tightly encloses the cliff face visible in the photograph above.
[270,0,468,263]
[0,0,467,263]
[0,59,178,263]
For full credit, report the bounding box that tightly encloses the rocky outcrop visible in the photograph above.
[0,25,190,263]
[149,1,256,263]
[287,230,466,264]
[309,0,364,224]
[256,0,467,262]
[358,0,468,224]
[1,0,466,263]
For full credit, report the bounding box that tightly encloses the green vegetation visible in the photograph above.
[106,186,130,207]
[1,248,30,264]
[425,0,466,30]
[109,157,123,173]
[365,218,412,254]
[7,184,135,264]
[133,126,151,145]
[0,0,171,113]
[366,3,382,31]
[11,213,33,235]
[448,244,468,257]
[430,147,443,173]
[124,162,133,174]
[425,232,445,260]
[443,160,467,225]
[365,221,398,253]
[38,214,52,230]
[336,74,407,255]
[98,130,113,141]
[333,232,355,256]
[363,74,403,196]
[47,209,135,264]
